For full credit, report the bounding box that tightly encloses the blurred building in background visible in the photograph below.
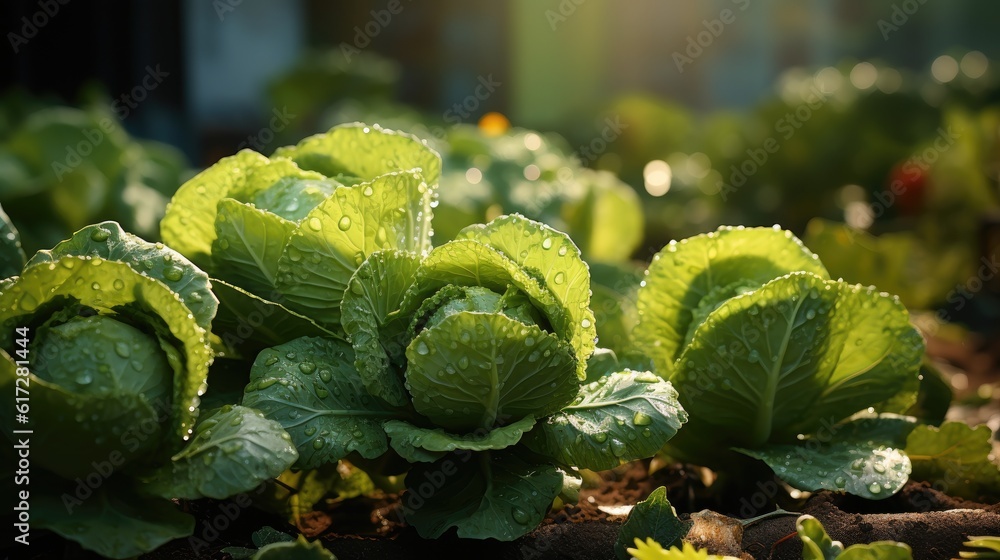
[5,0,1000,157]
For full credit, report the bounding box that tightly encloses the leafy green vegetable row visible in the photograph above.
[0,123,688,556]
[1,121,996,559]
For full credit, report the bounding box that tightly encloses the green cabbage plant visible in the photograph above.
[157,122,685,540]
[160,123,440,360]
[0,221,297,558]
[633,226,925,499]
[239,212,687,541]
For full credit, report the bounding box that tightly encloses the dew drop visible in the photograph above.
[163,266,184,282]
[868,482,882,494]
[553,272,565,285]
[256,378,278,390]
[632,411,652,426]
[90,228,110,242]
[299,361,316,374]
[312,437,326,450]
[610,438,627,456]
[415,341,430,355]
[541,238,553,250]
[308,217,323,231]
[19,293,38,312]
[338,216,352,231]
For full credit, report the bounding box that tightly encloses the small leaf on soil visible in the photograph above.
[615,486,690,560]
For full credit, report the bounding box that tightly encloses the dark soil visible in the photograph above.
[119,463,998,560]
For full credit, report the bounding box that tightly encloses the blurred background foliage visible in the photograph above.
[2,0,999,352]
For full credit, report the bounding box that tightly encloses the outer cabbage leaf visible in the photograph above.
[456,214,596,375]
[140,405,298,499]
[0,256,211,444]
[228,157,333,211]
[273,122,441,187]
[34,475,194,560]
[403,312,578,432]
[210,279,336,359]
[383,416,536,463]
[274,170,433,328]
[524,370,686,471]
[736,415,916,499]
[341,249,422,407]
[666,272,922,455]
[402,452,562,541]
[161,149,271,263]
[242,337,395,469]
[635,226,829,376]
[26,221,218,329]
[590,261,643,357]
[211,198,297,296]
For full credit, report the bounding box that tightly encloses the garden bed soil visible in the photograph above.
[14,331,1000,560]
[118,462,999,560]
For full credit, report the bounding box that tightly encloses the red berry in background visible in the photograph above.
[887,162,927,216]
